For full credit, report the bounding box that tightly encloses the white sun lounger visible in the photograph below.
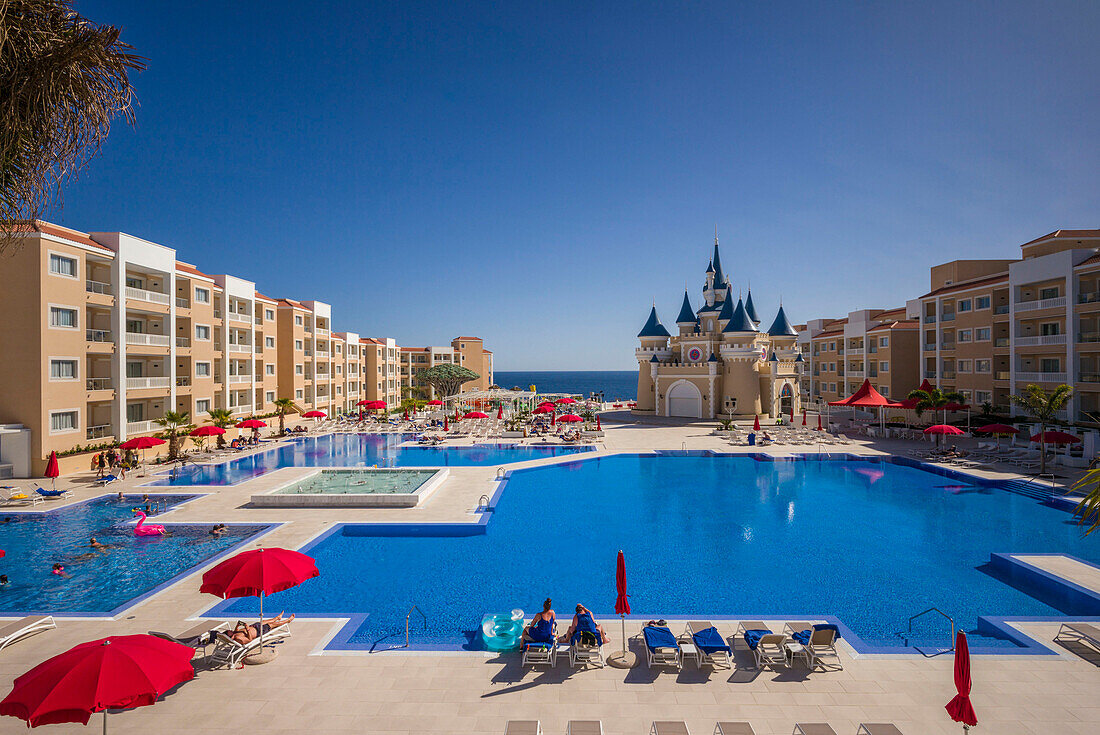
[807,627,843,670]
[651,723,689,735]
[505,721,541,735]
[713,724,756,735]
[209,622,291,668]
[0,615,56,652]
[1054,622,1100,654]
[683,620,732,669]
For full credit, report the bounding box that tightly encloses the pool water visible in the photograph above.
[0,495,270,615]
[222,455,1100,650]
[275,469,437,495]
[147,433,593,486]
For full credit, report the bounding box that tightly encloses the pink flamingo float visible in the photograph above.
[132,509,167,537]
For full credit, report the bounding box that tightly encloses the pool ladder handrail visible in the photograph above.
[405,605,426,648]
[816,442,831,456]
[907,606,955,649]
[477,494,491,512]
[495,467,506,479]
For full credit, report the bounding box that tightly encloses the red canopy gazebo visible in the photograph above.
[828,379,904,431]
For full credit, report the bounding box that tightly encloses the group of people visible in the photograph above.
[91,448,138,479]
[229,434,261,449]
[521,599,608,646]
[282,426,310,435]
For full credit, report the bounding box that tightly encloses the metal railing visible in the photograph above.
[1079,372,1100,383]
[228,343,252,354]
[229,374,251,384]
[230,403,253,414]
[125,286,170,305]
[1078,332,1100,343]
[941,313,956,321]
[1078,291,1100,304]
[126,376,170,390]
[1016,334,1066,346]
[1015,295,1066,312]
[126,419,158,434]
[228,311,251,323]
[176,336,190,347]
[1016,371,1068,383]
[86,329,112,342]
[86,424,112,440]
[994,304,1010,314]
[994,371,1010,380]
[86,280,112,295]
[86,378,112,391]
[940,342,955,350]
[176,297,190,309]
[994,337,1010,347]
[907,607,955,650]
[125,332,170,347]
[923,344,936,352]
[176,376,191,386]
[924,314,937,323]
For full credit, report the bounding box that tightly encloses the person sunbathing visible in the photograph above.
[228,612,295,644]
[521,598,556,643]
[563,604,607,643]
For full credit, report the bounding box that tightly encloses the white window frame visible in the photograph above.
[957,299,972,312]
[975,359,992,373]
[265,364,275,375]
[295,365,303,375]
[265,336,275,348]
[47,251,78,279]
[295,340,303,350]
[266,391,275,403]
[265,309,275,320]
[295,389,303,399]
[975,328,991,342]
[49,408,80,435]
[195,362,211,377]
[195,324,211,341]
[194,287,211,304]
[958,329,972,343]
[48,304,79,330]
[195,398,211,414]
[975,296,991,310]
[879,361,889,372]
[49,357,80,381]
[295,315,303,326]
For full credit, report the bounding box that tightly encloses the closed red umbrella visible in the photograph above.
[497,406,503,419]
[609,550,635,669]
[789,404,794,423]
[403,410,409,421]
[443,417,449,431]
[189,425,225,437]
[596,416,601,431]
[817,414,823,431]
[0,634,194,731]
[753,415,760,432]
[44,451,59,491]
[551,412,556,426]
[200,548,319,660]
[946,631,978,729]
[802,409,807,426]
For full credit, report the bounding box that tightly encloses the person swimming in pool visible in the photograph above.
[51,563,67,578]
[521,598,556,644]
[209,524,227,537]
[0,575,9,587]
[89,537,111,552]
[228,612,295,644]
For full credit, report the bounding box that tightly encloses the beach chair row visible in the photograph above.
[640,621,842,672]
[506,721,904,734]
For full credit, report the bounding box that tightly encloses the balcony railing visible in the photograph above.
[229,374,251,384]
[230,404,252,414]
[1079,372,1100,383]
[847,370,865,379]
[125,286,170,305]
[176,376,191,386]
[941,371,956,379]
[1078,291,1100,304]
[86,280,112,295]
[1015,296,1066,312]
[1016,371,1068,383]
[923,344,937,352]
[228,343,252,354]
[126,419,158,434]
[316,327,330,337]
[126,376,170,390]
[1078,332,1100,343]
[125,332,170,347]
[924,370,937,379]
[941,313,956,322]
[176,336,190,348]
[86,329,112,342]
[1016,334,1066,346]
[941,342,956,350]
[995,337,1010,347]
[316,350,330,358]
[86,424,112,440]
[228,311,251,324]
[994,304,1010,315]
[86,378,112,391]
[303,350,312,357]
[924,314,937,323]
[176,297,190,309]
[994,371,1010,380]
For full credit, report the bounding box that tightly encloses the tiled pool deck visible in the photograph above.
[1,418,1098,734]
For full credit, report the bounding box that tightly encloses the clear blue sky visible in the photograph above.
[61,1,1099,370]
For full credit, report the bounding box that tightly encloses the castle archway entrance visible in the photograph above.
[667,380,703,418]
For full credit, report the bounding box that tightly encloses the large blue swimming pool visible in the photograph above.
[0,495,270,615]
[221,454,1100,651]
[146,433,593,486]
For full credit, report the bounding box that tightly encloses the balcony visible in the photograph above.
[176,336,190,348]
[303,349,312,357]
[86,378,112,391]
[229,374,251,384]
[941,342,956,351]
[228,311,251,324]
[1079,372,1100,383]
[125,332,170,347]
[125,286,170,305]
[847,370,865,379]
[1078,332,1100,343]
[923,343,937,352]
[1015,296,1067,312]
[941,313,956,322]
[316,350,330,358]
[126,376,171,390]
[228,343,252,354]
[924,370,937,379]
[1016,371,1068,383]
[994,304,1010,315]
[924,314,937,323]
[86,329,112,343]
[231,404,252,414]
[316,327,330,337]
[176,376,191,386]
[1078,292,1100,304]
[126,419,158,434]
[941,371,956,379]
[86,280,112,295]
[994,371,1010,381]
[86,424,112,440]
[1015,334,1067,346]
[176,297,190,309]
[995,337,1010,347]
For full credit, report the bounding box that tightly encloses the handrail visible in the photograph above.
[495,466,506,479]
[405,605,426,648]
[816,443,831,456]
[907,607,955,649]
[477,494,491,512]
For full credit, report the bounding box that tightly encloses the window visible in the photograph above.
[1040,286,1059,300]
[195,325,211,340]
[879,386,889,396]
[125,276,144,289]
[295,315,303,325]
[49,359,77,380]
[975,359,992,373]
[880,361,889,372]
[126,404,144,422]
[195,362,211,377]
[976,296,991,310]
[336,386,342,395]
[976,391,992,404]
[830,383,836,392]
[336,365,342,375]
[828,342,835,351]
[1040,322,1061,336]
[265,336,275,348]
[295,389,303,399]
[295,340,303,350]
[1040,358,1061,373]
[265,364,275,376]
[49,306,77,328]
[194,287,210,303]
[49,253,77,277]
[125,362,143,378]
[266,391,275,403]
[265,309,274,320]
[958,329,972,342]
[976,328,991,341]
[335,345,342,355]
[957,299,971,312]
[295,365,303,375]
[50,411,78,433]
[880,337,889,347]
[195,399,210,414]
[957,360,972,373]
[126,319,143,334]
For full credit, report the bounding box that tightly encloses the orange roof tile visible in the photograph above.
[6,220,112,252]
[1021,229,1100,247]
[254,291,276,303]
[868,320,919,332]
[175,261,214,279]
[920,273,1008,298]
[454,336,482,341]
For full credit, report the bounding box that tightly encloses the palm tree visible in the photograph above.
[905,387,966,425]
[273,398,294,435]
[206,408,234,448]
[1008,383,1073,476]
[1070,471,1100,536]
[154,411,192,460]
[1,1,145,250]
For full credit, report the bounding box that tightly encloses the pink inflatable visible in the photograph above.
[132,509,167,537]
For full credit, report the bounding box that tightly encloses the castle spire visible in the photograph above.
[711,229,725,288]
[675,290,696,324]
[637,305,671,338]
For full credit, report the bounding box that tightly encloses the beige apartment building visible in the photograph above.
[915,229,1100,422]
[799,307,920,406]
[0,220,493,476]
[399,337,494,400]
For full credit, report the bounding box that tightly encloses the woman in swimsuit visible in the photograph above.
[229,612,295,644]
[521,598,556,643]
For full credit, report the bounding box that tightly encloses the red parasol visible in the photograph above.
[443,417,449,431]
[789,404,794,423]
[403,410,409,421]
[537,402,557,410]
[44,451,59,491]
[555,397,576,404]
[1030,431,1080,444]
[817,414,823,431]
[608,549,634,668]
[236,419,267,429]
[557,414,582,423]
[427,400,443,406]
[974,424,1018,434]
[532,405,554,415]
[302,411,326,419]
[945,631,978,728]
[497,406,503,419]
[120,436,164,450]
[924,424,965,435]
[551,412,556,426]
[463,411,489,419]
[0,635,194,730]
[802,409,807,426]
[753,415,760,431]
[596,416,602,431]
[189,425,225,437]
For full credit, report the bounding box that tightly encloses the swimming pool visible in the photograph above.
[146,433,593,486]
[219,454,1100,651]
[0,495,270,615]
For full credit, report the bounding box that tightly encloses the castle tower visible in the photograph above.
[764,304,800,417]
[635,305,671,412]
[675,290,696,337]
[720,297,763,417]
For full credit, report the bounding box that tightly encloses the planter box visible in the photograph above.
[501,431,525,438]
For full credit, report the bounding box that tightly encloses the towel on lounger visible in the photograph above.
[691,626,731,654]
[791,629,811,645]
[35,487,66,496]
[742,628,773,650]
[571,613,603,646]
[526,617,555,644]
[813,623,840,639]
[642,625,678,651]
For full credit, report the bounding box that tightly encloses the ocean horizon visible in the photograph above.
[494,370,637,400]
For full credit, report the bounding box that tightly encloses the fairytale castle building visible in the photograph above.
[634,237,803,419]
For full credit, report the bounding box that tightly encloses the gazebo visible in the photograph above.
[828,379,905,432]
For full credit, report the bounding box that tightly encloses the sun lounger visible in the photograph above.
[783,622,814,644]
[149,621,229,659]
[569,625,605,668]
[754,633,789,669]
[35,486,71,499]
[793,725,837,735]
[1054,622,1100,654]
[651,723,689,735]
[209,622,291,668]
[642,625,682,670]
[521,622,557,667]
[684,621,732,669]
[807,626,843,670]
[567,722,602,735]
[735,621,782,667]
[0,616,56,652]
[713,724,755,735]
[94,474,118,486]
[857,725,904,735]
[505,721,541,735]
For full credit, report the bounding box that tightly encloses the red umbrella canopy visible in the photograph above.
[555,397,576,404]
[614,550,630,615]
[355,399,373,407]
[974,424,1018,434]
[1031,430,1080,444]
[945,631,978,727]
[536,402,557,410]
[918,378,934,392]
[199,547,319,599]
[0,635,194,727]
[120,436,166,450]
[44,451,59,479]
[426,400,444,406]
[753,415,760,431]
[236,419,267,428]
[942,402,970,412]
[532,405,554,414]
[828,379,904,407]
[363,401,387,410]
[558,414,582,423]
[463,411,489,419]
[302,411,327,418]
[924,424,965,435]
[189,425,225,437]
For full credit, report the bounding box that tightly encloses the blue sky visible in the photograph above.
[61,1,1099,370]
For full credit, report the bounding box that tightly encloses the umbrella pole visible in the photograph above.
[620,613,626,656]
[258,590,264,652]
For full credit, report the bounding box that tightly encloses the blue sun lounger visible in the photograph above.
[642,625,682,670]
[35,486,71,499]
[684,621,732,669]
[94,474,118,486]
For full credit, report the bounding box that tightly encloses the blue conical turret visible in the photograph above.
[675,291,696,324]
[711,236,725,289]
[722,297,758,334]
[717,286,735,322]
[745,290,760,325]
[637,305,671,338]
[766,305,798,337]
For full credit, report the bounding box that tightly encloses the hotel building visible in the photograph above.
[398,337,495,400]
[915,229,1100,422]
[0,221,492,475]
